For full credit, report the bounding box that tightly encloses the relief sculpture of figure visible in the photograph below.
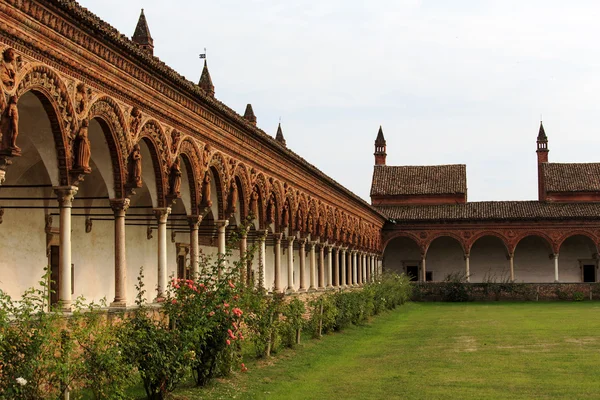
[169,158,182,197]
[130,107,142,137]
[249,188,259,218]
[75,83,87,115]
[129,144,142,187]
[1,48,16,90]
[73,119,91,173]
[1,95,20,155]
[296,210,303,232]
[266,195,275,224]
[228,181,238,214]
[282,203,290,227]
[201,172,212,207]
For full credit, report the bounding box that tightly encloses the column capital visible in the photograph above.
[215,219,229,229]
[153,207,171,223]
[187,214,202,228]
[54,186,78,207]
[110,198,130,215]
[287,236,295,245]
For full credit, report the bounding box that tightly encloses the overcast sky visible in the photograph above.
[77,0,600,203]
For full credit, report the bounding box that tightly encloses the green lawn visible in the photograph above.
[179,302,600,400]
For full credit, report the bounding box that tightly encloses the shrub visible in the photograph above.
[279,297,306,348]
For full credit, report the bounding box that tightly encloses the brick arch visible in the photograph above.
[296,192,308,232]
[249,172,269,229]
[557,230,599,254]
[513,232,555,255]
[232,162,251,220]
[382,232,423,254]
[88,96,128,198]
[269,179,285,231]
[207,152,229,220]
[285,186,297,223]
[137,120,169,208]
[465,231,510,255]
[424,233,466,256]
[16,64,75,186]
[177,137,203,213]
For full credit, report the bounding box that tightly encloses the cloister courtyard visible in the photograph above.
[181,302,600,400]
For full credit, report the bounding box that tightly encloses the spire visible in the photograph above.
[198,60,215,98]
[536,121,549,201]
[132,9,154,55]
[374,125,387,166]
[375,125,386,146]
[243,104,257,125]
[537,121,547,141]
[537,121,549,155]
[275,123,286,146]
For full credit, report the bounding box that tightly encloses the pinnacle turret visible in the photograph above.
[198,60,215,98]
[275,123,286,146]
[374,125,387,165]
[132,9,154,55]
[244,104,256,125]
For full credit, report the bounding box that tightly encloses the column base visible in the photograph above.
[109,300,127,308]
[297,287,307,293]
[59,300,72,312]
[308,287,317,292]
[286,287,296,294]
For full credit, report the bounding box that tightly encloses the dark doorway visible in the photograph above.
[406,265,419,281]
[583,264,596,283]
[177,254,187,280]
[49,245,59,306]
[426,271,433,282]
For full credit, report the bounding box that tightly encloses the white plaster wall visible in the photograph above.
[383,237,421,275]
[513,236,553,283]
[470,236,510,282]
[0,205,48,299]
[557,236,597,282]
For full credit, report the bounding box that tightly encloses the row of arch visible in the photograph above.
[0,49,382,251]
[384,229,600,257]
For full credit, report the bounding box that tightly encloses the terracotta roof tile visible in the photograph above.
[370,165,467,196]
[542,163,600,193]
[376,201,600,222]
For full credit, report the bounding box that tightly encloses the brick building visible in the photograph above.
[372,124,600,283]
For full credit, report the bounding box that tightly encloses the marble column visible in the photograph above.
[309,241,317,291]
[327,245,333,288]
[509,253,515,282]
[239,227,248,284]
[554,253,559,282]
[55,186,78,311]
[341,248,347,288]
[154,207,171,300]
[421,255,427,282]
[215,220,229,273]
[367,254,372,283]
[258,232,266,290]
[360,253,366,285]
[110,198,130,308]
[318,243,325,289]
[188,215,202,279]
[274,233,282,293]
[298,239,306,292]
[287,236,295,292]
[465,253,470,283]
[351,251,357,286]
[333,247,340,287]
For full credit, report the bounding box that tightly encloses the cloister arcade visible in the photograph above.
[0,1,385,311]
[383,230,600,283]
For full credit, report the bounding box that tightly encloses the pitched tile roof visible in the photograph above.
[370,165,467,196]
[376,201,600,222]
[542,163,600,193]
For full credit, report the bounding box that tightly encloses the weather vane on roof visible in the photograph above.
[199,48,207,59]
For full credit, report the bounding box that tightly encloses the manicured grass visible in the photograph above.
[179,302,600,400]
